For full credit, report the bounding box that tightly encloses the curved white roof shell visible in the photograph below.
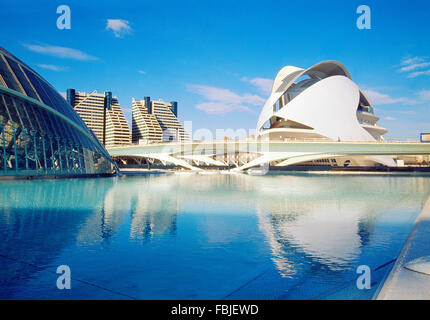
[275,75,374,141]
[256,60,381,143]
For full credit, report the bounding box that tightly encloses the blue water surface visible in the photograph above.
[0,173,429,300]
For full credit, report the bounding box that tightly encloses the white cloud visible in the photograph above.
[195,102,252,115]
[363,87,430,116]
[400,62,430,72]
[188,84,265,115]
[241,77,273,95]
[364,89,418,105]
[384,116,396,121]
[24,44,98,61]
[36,64,69,72]
[138,70,146,74]
[188,85,265,106]
[106,19,132,38]
[399,56,430,78]
[401,57,424,66]
[408,69,430,78]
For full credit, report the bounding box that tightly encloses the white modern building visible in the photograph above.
[256,60,395,167]
[107,61,429,171]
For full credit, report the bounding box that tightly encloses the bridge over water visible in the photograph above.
[107,140,430,171]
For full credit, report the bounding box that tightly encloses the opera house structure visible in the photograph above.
[0,47,117,178]
[256,60,395,167]
[108,60,412,171]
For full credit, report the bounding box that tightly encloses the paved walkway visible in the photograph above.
[376,196,430,300]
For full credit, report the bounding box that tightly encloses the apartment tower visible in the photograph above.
[67,89,131,147]
[132,97,188,144]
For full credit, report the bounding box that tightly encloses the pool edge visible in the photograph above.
[374,195,430,300]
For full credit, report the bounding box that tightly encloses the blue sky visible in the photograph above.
[1,0,430,140]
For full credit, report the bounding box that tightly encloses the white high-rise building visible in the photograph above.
[132,97,188,144]
[67,89,131,147]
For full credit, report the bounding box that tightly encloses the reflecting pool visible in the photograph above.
[0,173,429,299]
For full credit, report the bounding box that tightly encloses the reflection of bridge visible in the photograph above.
[107,140,430,171]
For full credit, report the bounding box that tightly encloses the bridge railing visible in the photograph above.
[107,138,425,150]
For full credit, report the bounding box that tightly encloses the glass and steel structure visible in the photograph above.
[0,46,117,178]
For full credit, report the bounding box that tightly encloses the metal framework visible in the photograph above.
[0,47,116,178]
[0,87,115,176]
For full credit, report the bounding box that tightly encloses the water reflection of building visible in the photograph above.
[253,175,430,277]
[1,173,430,299]
[257,203,368,276]
[0,178,114,298]
[75,176,180,244]
[129,193,178,240]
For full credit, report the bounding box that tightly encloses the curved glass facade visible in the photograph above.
[0,47,116,178]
